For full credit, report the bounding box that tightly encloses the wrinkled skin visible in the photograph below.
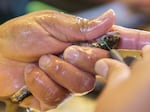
[1,8,150,111]
[0,9,115,111]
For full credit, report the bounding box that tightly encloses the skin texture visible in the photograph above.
[63,27,150,112]
[1,9,150,111]
[24,65,70,111]
[39,55,95,93]
[63,25,150,66]
[0,9,115,111]
[111,25,150,49]
[0,10,114,62]
[63,25,150,75]
[94,45,150,112]
[64,46,109,74]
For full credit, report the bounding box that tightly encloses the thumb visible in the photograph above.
[95,59,130,86]
[35,9,115,42]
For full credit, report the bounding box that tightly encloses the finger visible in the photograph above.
[95,60,150,112]
[39,54,95,94]
[0,9,114,62]
[111,25,150,50]
[34,9,115,42]
[0,14,70,62]
[24,64,70,109]
[95,58,130,86]
[64,45,109,74]
[20,96,41,111]
[142,45,150,60]
[0,56,27,97]
[20,96,52,111]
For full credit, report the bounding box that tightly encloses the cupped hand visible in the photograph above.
[0,9,115,111]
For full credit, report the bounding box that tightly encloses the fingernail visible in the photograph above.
[64,46,79,63]
[95,60,108,79]
[93,9,115,24]
[85,9,115,33]
[96,9,115,24]
[39,55,50,69]
[99,9,115,20]
[24,64,35,75]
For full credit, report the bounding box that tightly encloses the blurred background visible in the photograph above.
[0,0,150,112]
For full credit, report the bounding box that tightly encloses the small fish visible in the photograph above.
[94,31,120,50]
[75,31,120,50]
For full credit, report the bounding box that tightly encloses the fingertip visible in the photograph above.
[64,46,79,64]
[142,45,150,59]
[95,60,108,79]
[99,9,116,20]
[142,45,150,52]
[110,9,116,17]
[39,55,51,70]
[24,64,35,77]
[95,58,130,84]
[82,9,116,40]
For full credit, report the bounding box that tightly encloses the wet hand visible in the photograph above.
[63,26,150,112]
[0,9,115,111]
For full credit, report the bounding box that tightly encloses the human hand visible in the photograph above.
[0,9,115,111]
[63,25,150,72]
[94,45,150,112]
[63,26,150,112]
